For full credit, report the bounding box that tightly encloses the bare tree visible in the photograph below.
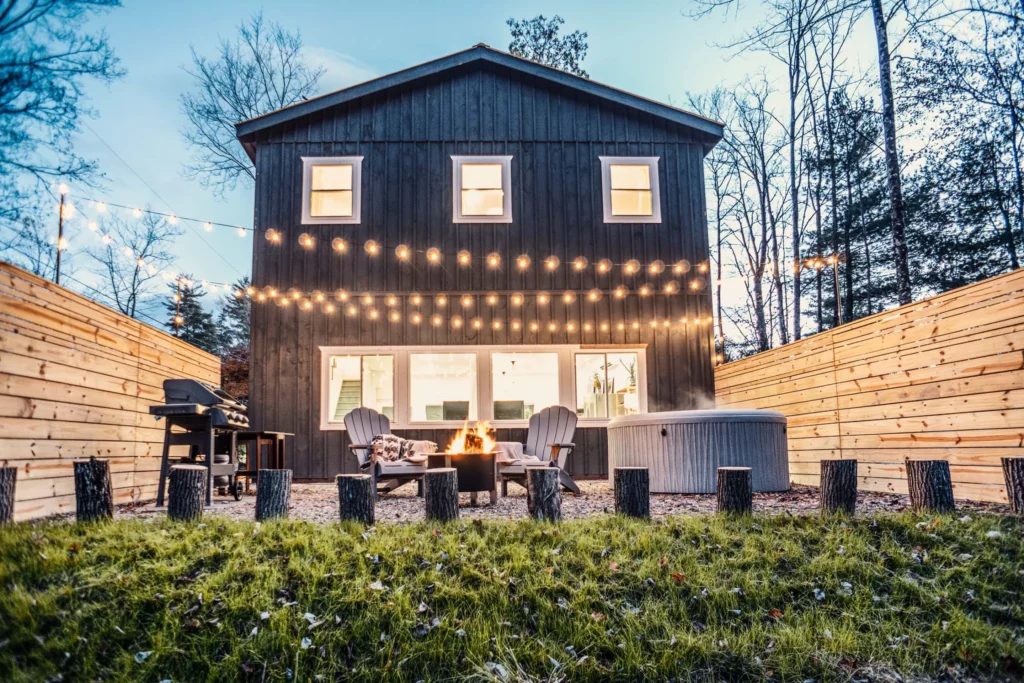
[506,15,589,77]
[0,0,123,228]
[180,12,324,195]
[0,209,69,279]
[89,210,181,319]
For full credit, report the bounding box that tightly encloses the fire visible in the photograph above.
[446,420,497,454]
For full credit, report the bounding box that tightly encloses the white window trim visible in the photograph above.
[451,155,513,223]
[599,156,662,224]
[318,344,647,431]
[301,156,363,225]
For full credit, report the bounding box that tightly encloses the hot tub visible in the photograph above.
[607,410,790,494]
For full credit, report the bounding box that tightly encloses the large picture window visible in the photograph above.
[319,345,646,429]
[325,354,394,422]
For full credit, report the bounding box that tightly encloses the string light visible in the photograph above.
[432,315,443,326]
[168,215,178,225]
[638,284,651,297]
[512,320,521,331]
[461,295,473,308]
[436,295,447,307]
[673,260,691,274]
[390,311,400,322]
[325,303,335,313]
[624,259,640,275]
[472,318,483,329]
[618,322,626,331]
[487,253,501,268]
[573,256,588,271]
[584,322,593,332]
[313,290,325,302]
[336,289,349,301]
[601,322,610,331]
[204,221,213,232]
[347,305,358,316]
[511,293,523,306]
[58,183,69,195]
[332,237,347,253]
[132,208,143,218]
[458,250,471,266]
[529,322,539,332]
[426,247,441,263]
[386,295,397,307]
[548,322,558,332]
[87,220,98,231]
[648,260,664,275]
[545,256,560,271]
[597,259,612,274]
[562,291,576,304]
[368,309,379,320]
[566,322,576,332]
[486,293,498,305]
[396,244,410,261]
[664,281,679,294]
[516,254,531,270]
[537,292,549,305]
[411,312,422,324]
[492,320,502,330]
[362,294,373,306]
[614,285,628,299]
[365,240,380,256]
[411,293,422,305]
[299,233,314,248]
[266,229,281,243]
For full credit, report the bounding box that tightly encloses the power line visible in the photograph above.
[82,121,247,279]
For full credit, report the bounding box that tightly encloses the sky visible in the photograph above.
[64,0,872,314]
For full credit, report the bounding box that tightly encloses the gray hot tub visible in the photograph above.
[607,410,790,493]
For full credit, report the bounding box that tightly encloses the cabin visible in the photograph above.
[235,44,724,481]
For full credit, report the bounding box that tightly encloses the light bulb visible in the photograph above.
[624,259,640,275]
[432,315,442,326]
[368,309,379,319]
[487,253,501,268]
[639,285,651,297]
[395,244,410,260]
[461,295,473,308]
[492,320,502,330]
[597,259,612,274]
[347,305,358,316]
[95,202,106,213]
[472,318,483,329]
[516,254,531,270]
[313,290,325,302]
[584,323,593,332]
[411,313,422,324]
[537,292,549,305]
[386,295,397,307]
[390,311,400,322]
[674,260,691,274]
[486,294,498,305]
[204,221,213,232]
[648,260,664,275]
[512,321,521,331]
[562,291,576,304]
[457,250,471,266]
[335,289,349,301]
[545,256,560,271]
[452,316,463,328]
[436,295,447,307]
[364,240,380,255]
[411,293,422,305]
[529,322,539,332]
[362,294,373,306]
[511,293,523,306]
[426,247,441,263]
[332,237,347,252]
[614,286,628,299]
[566,322,576,332]
[325,303,335,313]
[299,233,314,248]
[573,256,588,271]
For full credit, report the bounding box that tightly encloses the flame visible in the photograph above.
[445,420,497,454]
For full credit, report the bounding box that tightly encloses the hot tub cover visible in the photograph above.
[608,409,786,428]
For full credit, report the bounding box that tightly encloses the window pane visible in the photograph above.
[610,189,653,216]
[492,352,560,420]
[461,189,505,216]
[606,352,640,417]
[410,353,477,422]
[575,354,609,418]
[328,355,394,421]
[310,190,353,217]
[461,163,503,189]
[609,164,651,190]
[311,164,352,190]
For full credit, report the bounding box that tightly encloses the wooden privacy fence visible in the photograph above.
[0,262,220,520]
[715,268,1024,503]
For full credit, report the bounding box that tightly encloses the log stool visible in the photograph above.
[1002,458,1024,516]
[526,467,561,522]
[717,467,752,515]
[168,465,207,522]
[255,469,292,521]
[0,467,16,524]
[905,459,955,513]
[613,467,650,519]
[424,468,459,523]
[74,457,113,522]
[337,474,375,525]
[819,459,858,515]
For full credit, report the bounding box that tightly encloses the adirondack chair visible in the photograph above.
[498,405,580,494]
[343,407,427,497]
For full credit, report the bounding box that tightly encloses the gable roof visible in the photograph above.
[234,44,724,148]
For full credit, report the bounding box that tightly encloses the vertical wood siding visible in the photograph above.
[249,64,716,479]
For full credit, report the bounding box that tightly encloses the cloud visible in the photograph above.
[301,46,377,94]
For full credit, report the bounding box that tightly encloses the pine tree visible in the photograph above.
[218,276,251,349]
[166,276,219,354]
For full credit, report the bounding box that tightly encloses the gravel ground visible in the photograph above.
[118,480,1011,523]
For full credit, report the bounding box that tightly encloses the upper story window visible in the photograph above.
[452,155,512,223]
[301,156,363,224]
[599,156,661,224]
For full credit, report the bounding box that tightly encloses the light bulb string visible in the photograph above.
[70,194,253,233]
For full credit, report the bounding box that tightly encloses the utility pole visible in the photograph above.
[55,184,68,285]
[173,277,183,337]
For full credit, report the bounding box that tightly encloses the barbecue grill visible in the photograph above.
[151,379,249,506]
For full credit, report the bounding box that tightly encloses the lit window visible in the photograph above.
[452,155,512,223]
[575,352,641,418]
[326,354,393,422]
[410,353,478,421]
[301,156,362,224]
[491,352,560,420]
[599,156,661,224]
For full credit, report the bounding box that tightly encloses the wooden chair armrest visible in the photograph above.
[348,443,373,451]
[547,442,575,449]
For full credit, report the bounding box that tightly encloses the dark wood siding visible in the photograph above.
[249,63,716,479]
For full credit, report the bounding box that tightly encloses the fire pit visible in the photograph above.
[426,422,500,505]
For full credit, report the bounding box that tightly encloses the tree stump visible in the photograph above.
[819,459,858,515]
[905,459,955,513]
[1001,457,1024,516]
[717,467,752,515]
[613,467,650,519]
[0,467,16,524]
[168,465,207,522]
[337,474,375,525]
[526,467,561,522]
[255,469,292,521]
[424,468,459,523]
[74,457,113,522]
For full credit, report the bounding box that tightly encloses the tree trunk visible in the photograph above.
[526,467,562,522]
[869,0,912,305]
[424,468,459,523]
[613,467,650,519]
[1002,457,1024,516]
[905,460,955,513]
[819,459,858,515]
[74,457,114,522]
[255,469,292,521]
[336,474,375,525]
[717,467,753,515]
[0,467,16,524]
[168,465,207,522]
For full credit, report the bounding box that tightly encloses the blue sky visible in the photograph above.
[68,0,770,300]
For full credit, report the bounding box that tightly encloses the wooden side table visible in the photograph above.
[236,431,293,491]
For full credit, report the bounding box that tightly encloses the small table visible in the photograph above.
[235,431,293,491]
[427,452,500,505]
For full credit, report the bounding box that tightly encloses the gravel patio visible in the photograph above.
[118,480,1012,523]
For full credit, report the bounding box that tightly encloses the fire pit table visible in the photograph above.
[426,452,500,505]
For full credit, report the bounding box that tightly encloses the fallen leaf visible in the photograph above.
[659,556,669,567]
[670,573,686,583]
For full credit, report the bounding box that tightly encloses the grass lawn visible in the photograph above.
[1,513,1022,682]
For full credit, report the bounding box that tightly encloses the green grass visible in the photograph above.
[1,513,1022,682]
